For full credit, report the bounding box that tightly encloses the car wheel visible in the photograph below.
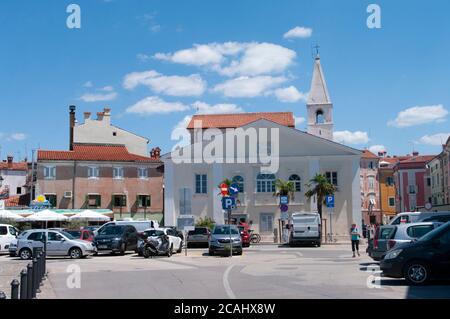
[404,261,430,285]
[237,250,243,256]
[167,245,173,257]
[69,247,82,259]
[209,249,214,256]
[143,247,150,259]
[19,248,32,260]
[317,241,321,247]
[119,243,126,255]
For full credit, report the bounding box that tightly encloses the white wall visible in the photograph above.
[0,170,27,197]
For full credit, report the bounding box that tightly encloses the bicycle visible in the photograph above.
[249,231,261,244]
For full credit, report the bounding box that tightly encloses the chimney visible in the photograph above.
[84,112,91,121]
[69,105,76,151]
[103,107,111,125]
[7,155,13,168]
[97,112,105,121]
[413,151,419,156]
[378,152,384,157]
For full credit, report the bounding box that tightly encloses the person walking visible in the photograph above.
[350,223,362,257]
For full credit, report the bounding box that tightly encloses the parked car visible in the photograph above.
[417,211,450,223]
[165,226,184,241]
[380,221,450,285]
[16,229,96,260]
[65,229,95,242]
[137,228,183,256]
[94,220,159,236]
[93,225,139,255]
[368,225,397,261]
[83,226,101,232]
[238,225,251,247]
[288,212,321,247]
[208,225,242,256]
[389,212,421,225]
[0,224,19,254]
[187,227,211,248]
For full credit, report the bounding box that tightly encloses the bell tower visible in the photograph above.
[307,55,334,140]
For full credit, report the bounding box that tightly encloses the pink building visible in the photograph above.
[394,153,434,212]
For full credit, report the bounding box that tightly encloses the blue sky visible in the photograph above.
[0,0,449,161]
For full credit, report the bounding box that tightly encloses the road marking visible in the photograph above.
[223,264,237,299]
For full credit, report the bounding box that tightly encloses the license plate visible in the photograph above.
[98,245,108,249]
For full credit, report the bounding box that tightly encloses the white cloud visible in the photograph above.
[170,115,192,142]
[83,81,93,88]
[126,96,189,115]
[333,130,370,145]
[99,86,114,92]
[273,86,308,103]
[388,104,448,128]
[213,76,287,98]
[79,92,118,102]
[283,26,313,39]
[294,116,305,127]
[417,133,450,146]
[137,53,151,62]
[369,145,387,154]
[0,132,27,141]
[154,42,296,77]
[192,101,244,115]
[123,70,206,96]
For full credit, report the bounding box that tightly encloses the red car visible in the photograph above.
[65,229,95,242]
[238,225,251,247]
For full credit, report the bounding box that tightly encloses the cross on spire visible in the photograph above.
[313,44,320,59]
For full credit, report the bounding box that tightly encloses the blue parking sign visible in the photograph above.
[222,196,236,210]
[325,195,334,208]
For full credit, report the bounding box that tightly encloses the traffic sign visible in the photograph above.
[325,195,335,208]
[229,183,239,196]
[222,196,236,210]
[280,195,289,205]
[280,204,289,212]
[281,211,289,220]
[220,183,229,196]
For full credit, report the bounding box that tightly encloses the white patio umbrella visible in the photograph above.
[25,209,68,228]
[0,210,24,221]
[69,210,110,222]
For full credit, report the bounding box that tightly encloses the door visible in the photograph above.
[260,213,274,234]
[434,228,450,275]
[47,231,66,256]
[26,232,45,250]
[127,227,138,250]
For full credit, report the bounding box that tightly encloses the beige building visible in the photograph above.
[360,150,381,225]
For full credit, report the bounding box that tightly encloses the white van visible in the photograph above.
[388,212,421,225]
[288,212,321,247]
[94,220,160,236]
[0,224,19,253]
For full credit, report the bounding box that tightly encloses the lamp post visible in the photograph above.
[0,175,3,187]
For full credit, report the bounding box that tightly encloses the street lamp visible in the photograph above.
[0,175,4,187]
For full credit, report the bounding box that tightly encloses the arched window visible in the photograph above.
[256,174,276,193]
[289,174,301,192]
[316,110,325,124]
[232,175,244,193]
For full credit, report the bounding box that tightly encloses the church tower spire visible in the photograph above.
[307,55,334,140]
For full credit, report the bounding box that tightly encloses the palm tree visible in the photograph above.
[305,174,336,219]
[273,178,296,201]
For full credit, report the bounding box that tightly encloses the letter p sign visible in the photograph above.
[222,197,236,210]
[67,4,81,29]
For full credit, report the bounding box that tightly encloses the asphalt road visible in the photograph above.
[1,245,449,299]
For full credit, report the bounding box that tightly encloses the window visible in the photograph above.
[138,195,151,208]
[256,174,276,193]
[232,175,244,193]
[408,185,416,194]
[48,232,63,241]
[45,194,57,208]
[369,162,374,169]
[195,174,207,194]
[43,166,56,180]
[386,177,394,186]
[27,232,45,241]
[368,176,375,191]
[407,225,434,238]
[138,167,149,179]
[315,110,325,124]
[8,227,17,236]
[325,172,338,186]
[427,177,431,187]
[179,188,192,215]
[87,194,101,208]
[0,226,7,235]
[113,195,126,207]
[289,174,301,192]
[388,197,395,207]
[260,213,274,233]
[112,132,117,136]
[113,167,124,179]
[438,229,450,245]
[88,166,99,179]
[16,187,22,195]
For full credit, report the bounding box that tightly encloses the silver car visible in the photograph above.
[208,225,242,256]
[386,222,443,251]
[15,229,96,260]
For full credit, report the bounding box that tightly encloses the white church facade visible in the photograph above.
[163,57,362,242]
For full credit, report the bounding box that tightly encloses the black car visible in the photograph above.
[380,222,450,285]
[93,225,139,255]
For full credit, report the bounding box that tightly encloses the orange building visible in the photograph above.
[378,157,398,223]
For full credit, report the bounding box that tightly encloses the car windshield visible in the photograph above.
[213,226,238,235]
[418,223,450,242]
[59,231,76,240]
[189,228,208,235]
[66,230,81,238]
[144,230,165,237]
[238,226,245,232]
[98,226,125,235]
[293,217,316,223]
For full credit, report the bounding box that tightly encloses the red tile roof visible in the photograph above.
[0,162,27,171]
[187,112,295,129]
[362,150,379,159]
[38,144,161,163]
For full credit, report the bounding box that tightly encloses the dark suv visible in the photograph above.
[380,221,450,285]
[93,225,138,255]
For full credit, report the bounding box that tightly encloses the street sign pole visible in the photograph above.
[329,207,333,243]
[228,208,232,257]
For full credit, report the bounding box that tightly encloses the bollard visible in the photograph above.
[37,253,42,284]
[32,258,38,298]
[10,279,19,299]
[43,250,47,279]
[0,291,7,299]
[20,269,28,299]
[27,263,33,299]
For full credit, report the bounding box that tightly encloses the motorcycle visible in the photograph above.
[143,234,172,258]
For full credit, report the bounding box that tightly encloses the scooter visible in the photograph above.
[143,234,172,258]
